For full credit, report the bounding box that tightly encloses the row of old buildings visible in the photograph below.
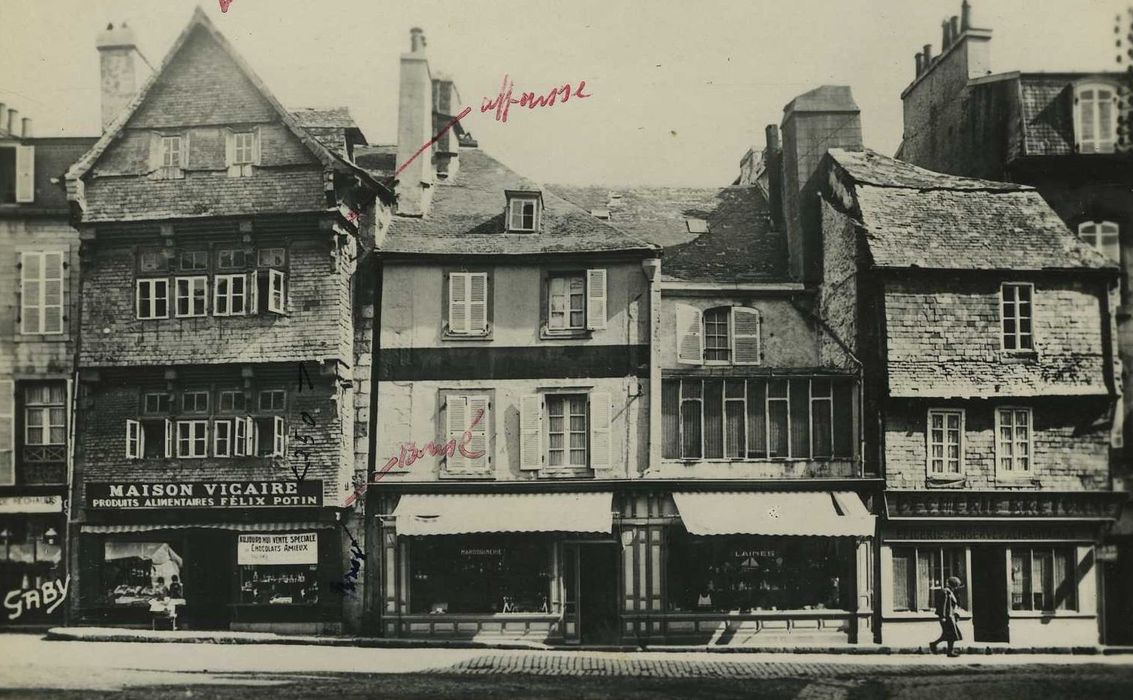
[1,3,1131,646]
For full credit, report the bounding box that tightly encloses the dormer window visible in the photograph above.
[1074,82,1118,154]
[226,130,259,177]
[152,133,187,179]
[686,218,709,234]
[161,136,184,168]
[506,190,542,232]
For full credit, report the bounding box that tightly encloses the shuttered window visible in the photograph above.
[0,381,15,485]
[444,394,491,472]
[20,251,65,335]
[519,392,612,471]
[1075,83,1118,154]
[675,304,761,365]
[447,272,489,335]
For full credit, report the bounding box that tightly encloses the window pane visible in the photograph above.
[1054,549,1076,611]
[1011,551,1031,610]
[768,383,788,458]
[746,380,767,458]
[833,382,854,458]
[703,381,724,459]
[662,381,680,459]
[725,399,744,459]
[789,380,809,458]
[892,549,912,611]
[680,400,702,459]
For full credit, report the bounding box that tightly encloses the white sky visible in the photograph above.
[0,0,1125,187]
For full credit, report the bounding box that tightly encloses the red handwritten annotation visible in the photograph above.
[343,408,485,506]
[218,0,234,13]
[481,74,591,123]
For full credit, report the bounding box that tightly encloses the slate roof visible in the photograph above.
[827,148,1114,272]
[0,137,97,217]
[291,107,365,159]
[1016,72,1123,158]
[551,184,787,282]
[382,148,657,256]
[354,144,397,179]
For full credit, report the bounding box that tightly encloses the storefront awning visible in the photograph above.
[672,491,874,537]
[393,493,613,536]
[81,522,333,534]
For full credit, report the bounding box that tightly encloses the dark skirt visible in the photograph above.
[939,616,963,641]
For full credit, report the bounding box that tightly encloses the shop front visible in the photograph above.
[643,491,875,645]
[373,491,620,644]
[879,491,1125,647]
[74,479,345,634]
[0,495,67,628]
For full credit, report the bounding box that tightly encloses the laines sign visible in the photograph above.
[86,480,322,509]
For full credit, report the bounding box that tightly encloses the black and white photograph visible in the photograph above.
[2,0,1133,697]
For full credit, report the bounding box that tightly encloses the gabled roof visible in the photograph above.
[382,149,657,257]
[552,185,787,282]
[826,148,1114,273]
[66,7,389,207]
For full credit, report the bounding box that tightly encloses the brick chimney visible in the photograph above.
[96,21,139,132]
[778,85,863,282]
[900,2,992,163]
[432,74,462,180]
[395,27,435,216]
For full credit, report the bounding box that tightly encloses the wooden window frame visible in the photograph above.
[175,419,209,458]
[444,270,492,337]
[995,406,1034,478]
[1074,81,1119,154]
[19,250,65,335]
[926,408,965,478]
[1000,282,1035,353]
[1077,220,1120,263]
[136,278,170,320]
[174,275,209,318]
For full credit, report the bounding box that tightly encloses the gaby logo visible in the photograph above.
[4,576,69,620]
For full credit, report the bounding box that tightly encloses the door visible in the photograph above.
[970,546,1009,642]
[562,542,620,644]
[182,531,233,630]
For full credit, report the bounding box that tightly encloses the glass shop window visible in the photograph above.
[409,535,551,614]
[237,533,319,605]
[103,541,185,607]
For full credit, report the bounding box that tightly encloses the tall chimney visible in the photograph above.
[923,43,933,65]
[961,0,971,31]
[942,20,951,49]
[0,104,6,132]
[915,52,924,76]
[779,86,863,282]
[7,108,17,135]
[395,27,435,216]
[96,21,138,131]
[950,16,960,43]
[21,117,31,139]
[765,124,780,153]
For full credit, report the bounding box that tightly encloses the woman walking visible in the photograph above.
[929,576,963,657]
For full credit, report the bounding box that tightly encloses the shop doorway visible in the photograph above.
[970,546,1009,643]
[563,542,620,644]
[182,531,233,630]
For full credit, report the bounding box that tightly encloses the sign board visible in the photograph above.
[1096,545,1119,562]
[86,480,322,509]
[237,533,318,565]
[0,495,63,514]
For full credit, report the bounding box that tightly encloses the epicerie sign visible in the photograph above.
[86,480,323,509]
[237,533,319,565]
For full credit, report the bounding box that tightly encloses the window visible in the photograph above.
[519,392,611,471]
[447,272,489,335]
[175,420,208,458]
[254,268,287,314]
[214,274,251,316]
[1011,546,1077,611]
[548,275,585,330]
[174,276,208,317]
[1078,221,1120,263]
[1000,283,1033,352]
[138,250,171,273]
[137,418,171,459]
[444,394,490,472]
[676,304,761,365]
[259,390,286,412]
[0,143,34,203]
[255,416,286,457]
[20,251,64,335]
[23,383,66,463]
[136,279,170,320]
[213,420,233,457]
[217,248,249,270]
[217,390,247,413]
[103,540,183,608]
[227,130,258,177]
[662,378,855,461]
[686,218,709,234]
[0,381,12,485]
[1075,82,1118,154]
[178,251,208,272]
[181,391,209,414]
[507,196,540,232]
[161,135,184,168]
[257,248,286,268]
[891,547,968,612]
[927,409,964,476]
[143,392,171,415]
[408,535,550,614]
[125,419,143,459]
[996,407,1033,476]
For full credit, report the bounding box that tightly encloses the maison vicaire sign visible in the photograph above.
[86,481,322,509]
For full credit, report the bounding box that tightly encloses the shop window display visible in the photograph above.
[103,541,184,607]
[409,535,551,614]
[239,565,319,605]
[0,519,64,603]
[667,535,850,613]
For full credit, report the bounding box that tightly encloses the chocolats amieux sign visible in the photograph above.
[86,480,322,509]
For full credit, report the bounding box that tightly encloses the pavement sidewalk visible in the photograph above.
[44,626,1133,655]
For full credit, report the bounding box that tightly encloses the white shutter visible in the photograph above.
[164,418,173,458]
[469,272,488,333]
[213,276,228,316]
[589,391,612,470]
[225,131,240,176]
[247,271,258,315]
[268,269,286,313]
[234,417,247,456]
[252,127,262,165]
[731,307,762,365]
[19,251,42,334]
[15,145,34,203]
[248,417,258,456]
[0,381,12,485]
[213,420,230,457]
[466,395,490,471]
[445,394,468,470]
[272,416,285,457]
[125,420,140,459]
[449,272,468,333]
[586,268,607,330]
[675,303,704,364]
[519,394,543,470]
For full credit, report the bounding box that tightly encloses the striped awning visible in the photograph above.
[81,521,333,534]
[673,491,874,537]
[393,492,613,536]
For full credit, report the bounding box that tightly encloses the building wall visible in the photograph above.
[883,397,1111,491]
[817,198,861,368]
